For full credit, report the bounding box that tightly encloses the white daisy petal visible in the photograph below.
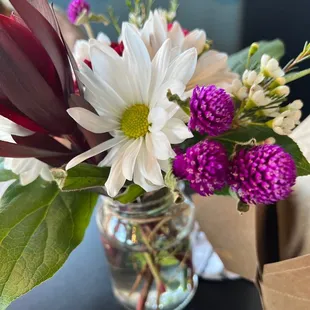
[40,166,53,182]
[0,116,33,137]
[67,108,118,133]
[20,169,40,186]
[77,65,126,116]
[187,50,237,90]
[143,136,165,185]
[182,29,207,55]
[96,32,112,45]
[158,160,169,173]
[167,22,185,49]
[133,160,161,192]
[148,107,169,132]
[105,158,126,197]
[98,142,124,167]
[122,138,143,180]
[165,48,198,85]
[150,80,185,110]
[162,118,193,144]
[66,137,126,170]
[90,39,119,59]
[122,23,152,103]
[149,132,175,160]
[149,39,172,101]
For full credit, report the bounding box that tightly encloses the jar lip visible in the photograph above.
[102,188,179,216]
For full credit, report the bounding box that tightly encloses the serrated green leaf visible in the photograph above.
[51,163,110,191]
[285,69,310,83]
[0,179,98,309]
[0,158,17,182]
[228,39,285,75]
[115,184,145,204]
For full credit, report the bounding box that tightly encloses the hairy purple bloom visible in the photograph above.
[173,153,188,180]
[229,144,296,205]
[67,0,90,23]
[188,85,234,136]
[173,140,229,196]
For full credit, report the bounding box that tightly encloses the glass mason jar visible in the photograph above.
[96,187,198,310]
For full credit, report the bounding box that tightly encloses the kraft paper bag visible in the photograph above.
[193,194,258,281]
[194,180,310,310]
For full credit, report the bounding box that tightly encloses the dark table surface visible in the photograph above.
[9,213,262,310]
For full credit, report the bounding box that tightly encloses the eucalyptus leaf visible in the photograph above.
[115,184,145,204]
[52,163,110,191]
[228,39,285,75]
[285,69,310,83]
[0,158,17,182]
[0,179,98,309]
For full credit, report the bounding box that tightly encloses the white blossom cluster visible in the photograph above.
[228,54,303,135]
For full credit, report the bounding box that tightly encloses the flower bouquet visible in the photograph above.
[0,0,310,309]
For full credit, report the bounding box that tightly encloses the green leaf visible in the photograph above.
[51,163,110,191]
[158,255,179,267]
[0,158,17,182]
[228,39,285,75]
[0,179,98,309]
[115,184,145,204]
[214,186,230,196]
[216,125,310,176]
[285,68,310,83]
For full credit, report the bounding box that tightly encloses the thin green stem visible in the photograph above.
[143,253,166,293]
[83,22,94,39]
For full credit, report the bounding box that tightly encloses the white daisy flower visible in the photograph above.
[0,116,53,185]
[140,10,237,93]
[66,23,196,197]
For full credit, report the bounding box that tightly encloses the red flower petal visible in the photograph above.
[110,42,124,56]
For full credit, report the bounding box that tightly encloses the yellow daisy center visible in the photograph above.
[121,104,149,138]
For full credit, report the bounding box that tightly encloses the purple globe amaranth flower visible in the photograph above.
[228,144,296,205]
[67,0,90,24]
[188,85,234,136]
[173,153,188,180]
[173,140,229,196]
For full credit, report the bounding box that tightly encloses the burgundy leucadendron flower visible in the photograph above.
[228,144,296,205]
[173,140,229,196]
[188,85,234,136]
[67,0,90,24]
[0,0,107,166]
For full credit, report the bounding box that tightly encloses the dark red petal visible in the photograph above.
[10,0,73,98]
[13,133,75,167]
[0,140,72,158]
[0,102,47,133]
[0,25,76,135]
[1,15,63,99]
[110,42,124,56]
[13,133,72,153]
[27,0,59,32]
[84,59,93,69]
